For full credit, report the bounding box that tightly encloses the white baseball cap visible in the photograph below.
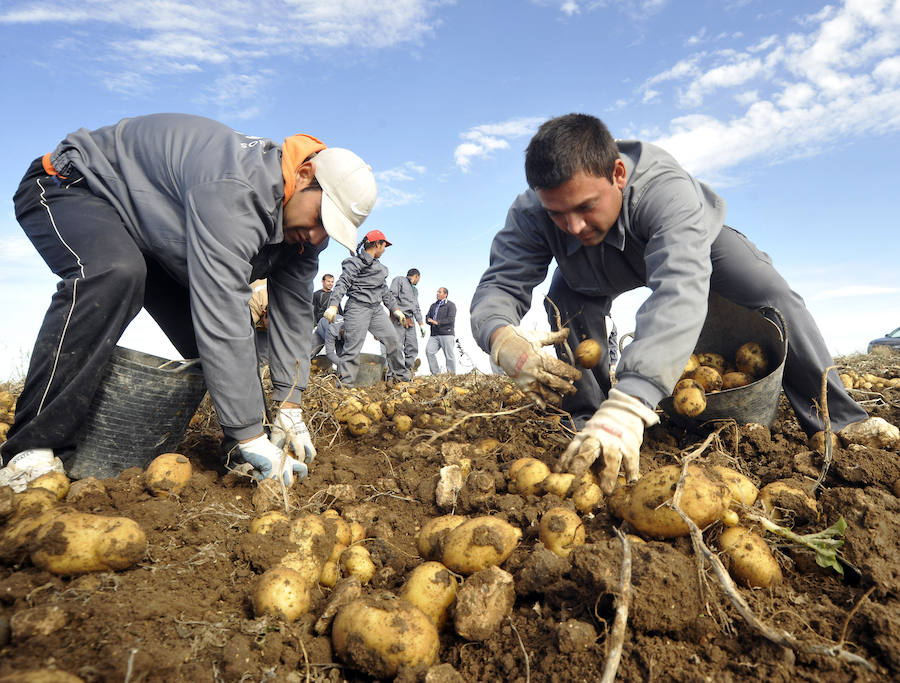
[314,148,377,252]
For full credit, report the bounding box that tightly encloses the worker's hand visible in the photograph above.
[557,389,659,494]
[323,306,339,323]
[238,434,308,486]
[402,317,414,329]
[393,309,407,324]
[271,407,317,464]
[490,325,581,408]
[419,324,426,338]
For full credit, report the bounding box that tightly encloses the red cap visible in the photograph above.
[365,229,392,246]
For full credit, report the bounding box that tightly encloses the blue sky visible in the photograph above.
[1,0,899,379]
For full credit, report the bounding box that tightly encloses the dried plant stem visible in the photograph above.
[508,615,530,683]
[424,404,532,444]
[813,364,837,493]
[600,528,632,683]
[544,295,576,365]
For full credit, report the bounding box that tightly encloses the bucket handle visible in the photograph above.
[758,306,788,344]
[156,358,202,374]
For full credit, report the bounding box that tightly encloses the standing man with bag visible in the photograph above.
[0,113,377,490]
[388,268,426,379]
[425,287,457,375]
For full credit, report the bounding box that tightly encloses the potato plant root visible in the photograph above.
[0,353,898,681]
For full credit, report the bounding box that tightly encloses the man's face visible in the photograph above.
[322,276,335,292]
[282,188,328,247]
[436,289,447,301]
[410,274,420,285]
[535,163,626,247]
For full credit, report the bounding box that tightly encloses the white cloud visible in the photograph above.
[454,117,545,171]
[808,285,900,302]
[375,162,427,207]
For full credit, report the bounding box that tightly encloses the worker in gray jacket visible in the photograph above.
[0,113,377,491]
[471,113,896,495]
[388,269,426,377]
[324,229,410,385]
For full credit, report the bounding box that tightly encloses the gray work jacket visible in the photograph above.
[329,251,400,311]
[389,276,423,323]
[470,140,726,409]
[47,113,322,440]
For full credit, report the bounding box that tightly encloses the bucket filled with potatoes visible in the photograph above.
[659,293,787,428]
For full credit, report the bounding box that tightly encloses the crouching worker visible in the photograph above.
[470,113,898,495]
[0,113,377,490]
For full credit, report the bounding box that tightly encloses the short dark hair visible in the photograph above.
[439,287,448,296]
[524,113,619,190]
[407,268,420,277]
[322,274,334,281]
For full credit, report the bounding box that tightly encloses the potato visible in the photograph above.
[691,365,723,392]
[710,466,759,507]
[340,545,375,584]
[332,597,439,678]
[807,431,839,455]
[572,482,602,513]
[757,480,819,523]
[345,413,371,437]
[674,378,704,394]
[417,514,466,561]
[415,413,431,429]
[682,354,701,376]
[393,414,413,433]
[508,457,540,479]
[349,521,366,545]
[0,504,64,563]
[31,512,147,574]
[542,472,575,498]
[0,671,84,683]
[319,559,341,588]
[253,566,312,622]
[28,471,70,501]
[278,551,323,587]
[609,465,731,539]
[283,514,333,583]
[722,371,753,390]
[735,342,768,378]
[539,507,585,558]
[697,352,727,375]
[144,453,192,497]
[363,401,384,422]
[322,510,352,545]
[721,509,740,526]
[472,437,501,456]
[399,561,458,629]
[574,338,603,369]
[511,459,550,496]
[334,398,364,422]
[673,385,706,417]
[441,516,521,574]
[718,526,782,588]
[249,510,290,535]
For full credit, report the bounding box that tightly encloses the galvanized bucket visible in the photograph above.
[355,353,387,387]
[659,293,788,429]
[68,347,207,480]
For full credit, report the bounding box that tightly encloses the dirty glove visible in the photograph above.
[558,389,659,494]
[323,305,339,323]
[238,434,308,486]
[490,325,581,408]
[393,309,407,324]
[271,407,317,464]
[419,324,426,338]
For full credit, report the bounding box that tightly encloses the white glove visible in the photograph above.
[393,309,407,324]
[238,434,308,486]
[558,388,659,494]
[271,407,317,464]
[323,305,339,323]
[490,325,581,407]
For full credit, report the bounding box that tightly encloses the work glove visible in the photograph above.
[419,324,426,338]
[271,407,317,464]
[238,434,308,486]
[557,389,659,494]
[393,309,407,324]
[490,325,581,408]
[323,305,339,323]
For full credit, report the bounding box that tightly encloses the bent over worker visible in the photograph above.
[0,113,377,490]
[470,113,897,495]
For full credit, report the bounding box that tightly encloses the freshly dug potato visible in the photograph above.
[417,514,466,561]
[710,466,759,507]
[363,401,384,422]
[722,371,753,390]
[0,504,64,563]
[542,472,576,498]
[278,551,323,587]
[334,398,364,422]
[539,507,585,558]
[399,561,458,629]
[340,545,375,584]
[807,430,839,455]
[144,453,192,497]
[572,482,602,513]
[319,559,340,588]
[691,365,723,392]
[345,413,372,437]
[249,510,290,535]
[508,457,540,479]
[393,415,413,433]
[441,516,522,575]
[348,521,366,545]
[510,459,550,496]
[0,671,84,683]
[472,437,501,456]
[758,480,819,523]
[28,471,70,501]
[322,510,352,545]
[721,509,740,527]
[673,383,706,417]
[718,526,782,588]
[31,512,147,574]
[697,352,727,375]
[574,338,603,369]
[609,465,731,539]
[415,413,431,429]
[735,342,768,378]
[682,354,701,377]
[253,566,312,622]
[332,596,439,678]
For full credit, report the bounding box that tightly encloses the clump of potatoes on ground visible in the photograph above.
[671,342,770,417]
[0,389,16,441]
[838,369,900,392]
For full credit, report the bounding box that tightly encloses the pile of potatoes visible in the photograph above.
[507,457,603,514]
[839,370,900,392]
[0,389,16,442]
[672,343,770,417]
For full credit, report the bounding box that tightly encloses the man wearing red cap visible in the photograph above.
[0,113,377,490]
[324,229,410,385]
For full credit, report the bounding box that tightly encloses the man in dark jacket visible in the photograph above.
[389,268,426,376]
[426,287,457,374]
[0,113,377,491]
[312,274,340,324]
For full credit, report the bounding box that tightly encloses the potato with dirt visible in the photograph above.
[673,378,706,417]
[399,561,459,629]
[144,452,192,497]
[252,566,312,622]
[718,525,782,588]
[735,341,768,377]
[574,338,604,368]
[417,514,466,561]
[30,512,147,574]
[441,516,522,574]
[539,507,586,558]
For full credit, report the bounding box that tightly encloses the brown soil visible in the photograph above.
[0,353,898,682]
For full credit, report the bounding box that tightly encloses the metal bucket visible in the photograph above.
[68,347,207,480]
[659,293,788,429]
[355,353,386,387]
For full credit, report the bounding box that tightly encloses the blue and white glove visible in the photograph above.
[271,407,317,464]
[237,434,308,486]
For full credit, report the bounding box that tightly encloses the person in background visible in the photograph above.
[249,279,270,370]
[323,230,410,386]
[388,268,426,380]
[0,113,377,490]
[425,287,457,375]
[312,273,340,325]
[471,112,897,495]
[313,314,345,367]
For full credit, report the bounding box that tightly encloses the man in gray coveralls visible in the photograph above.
[470,113,897,495]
